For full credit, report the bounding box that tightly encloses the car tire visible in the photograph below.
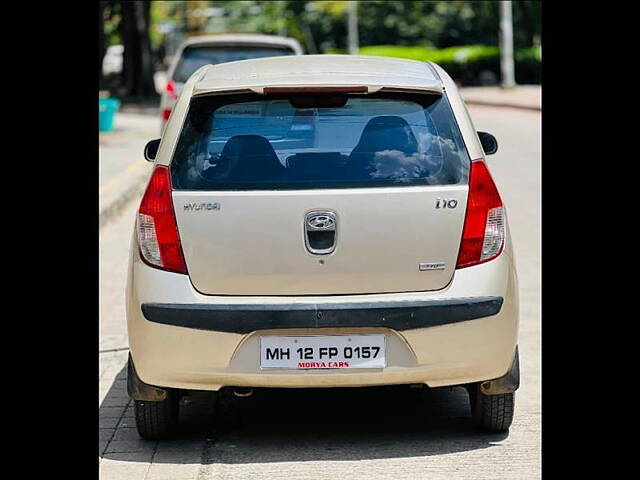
[134,390,179,440]
[469,384,514,432]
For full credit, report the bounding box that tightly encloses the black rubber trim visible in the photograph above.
[141,297,503,334]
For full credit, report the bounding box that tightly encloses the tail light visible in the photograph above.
[456,158,505,268]
[162,80,177,121]
[137,166,188,274]
[166,80,178,100]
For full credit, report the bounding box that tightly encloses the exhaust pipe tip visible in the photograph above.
[233,387,253,398]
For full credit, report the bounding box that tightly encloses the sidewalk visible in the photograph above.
[99,112,157,229]
[460,85,541,111]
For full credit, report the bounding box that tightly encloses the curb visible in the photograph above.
[462,99,541,111]
[99,174,147,230]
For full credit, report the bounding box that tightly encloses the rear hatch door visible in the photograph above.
[171,91,470,295]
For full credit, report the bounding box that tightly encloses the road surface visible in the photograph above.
[99,104,541,479]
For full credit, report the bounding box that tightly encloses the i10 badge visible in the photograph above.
[435,198,458,209]
[260,335,386,369]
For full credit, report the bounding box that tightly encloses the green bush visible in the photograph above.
[328,44,541,85]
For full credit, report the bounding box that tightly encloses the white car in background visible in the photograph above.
[129,55,519,439]
[159,34,303,131]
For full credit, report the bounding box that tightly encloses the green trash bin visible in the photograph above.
[99,98,120,132]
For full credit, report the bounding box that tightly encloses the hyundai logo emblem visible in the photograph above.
[307,214,336,230]
[305,211,337,255]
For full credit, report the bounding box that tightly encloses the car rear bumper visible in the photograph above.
[140,297,503,333]
[126,236,519,392]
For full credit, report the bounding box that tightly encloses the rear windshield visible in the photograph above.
[170,93,470,190]
[173,46,295,83]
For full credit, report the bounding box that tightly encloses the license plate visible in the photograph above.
[260,335,386,369]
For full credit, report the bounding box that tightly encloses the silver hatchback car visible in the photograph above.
[127,55,519,439]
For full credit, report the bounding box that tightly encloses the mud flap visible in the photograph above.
[479,346,520,395]
[127,353,168,402]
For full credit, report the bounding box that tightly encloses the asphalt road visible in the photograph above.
[99,104,541,479]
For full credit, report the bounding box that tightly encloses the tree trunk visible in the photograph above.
[121,0,155,98]
[517,0,535,47]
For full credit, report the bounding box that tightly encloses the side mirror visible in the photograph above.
[477,131,498,155]
[144,139,161,162]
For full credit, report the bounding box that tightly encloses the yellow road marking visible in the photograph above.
[99,159,147,195]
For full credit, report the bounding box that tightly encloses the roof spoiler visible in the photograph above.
[191,85,443,97]
[263,86,369,94]
[260,85,442,95]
